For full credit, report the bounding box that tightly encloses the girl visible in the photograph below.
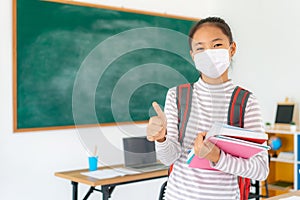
[147,17,269,200]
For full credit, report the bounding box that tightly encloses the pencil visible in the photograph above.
[94,145,98,157]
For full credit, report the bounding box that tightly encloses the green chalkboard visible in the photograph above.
[15,0,199,131]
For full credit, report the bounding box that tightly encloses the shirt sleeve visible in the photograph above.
[210,94,269,181]
[155,88,182,166]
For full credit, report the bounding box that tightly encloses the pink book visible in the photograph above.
[188,156,217,170]
[187,135,270,170]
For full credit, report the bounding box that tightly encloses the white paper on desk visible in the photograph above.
[280,196,300,200]
[81,168,141,179]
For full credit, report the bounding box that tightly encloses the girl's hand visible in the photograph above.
[194,132,221,163]
[146,102,167,142]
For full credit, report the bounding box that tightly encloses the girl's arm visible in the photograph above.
[155,88,182,166]
[211,95,269,181]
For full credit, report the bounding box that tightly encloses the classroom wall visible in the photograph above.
[213,0,300,125]
[1,0,300,200]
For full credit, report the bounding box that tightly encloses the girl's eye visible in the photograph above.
[214,43,223,48]
[196,47,204,51]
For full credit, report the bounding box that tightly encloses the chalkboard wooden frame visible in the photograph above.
[13,0,199,132]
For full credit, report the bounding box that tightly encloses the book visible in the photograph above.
[205,123,268,144]
[81,168,141,179]
[277,151,294,160]
[268,180,293,190]
[209,135,270,157]
[187,149,218,170]
[187,123,270,170]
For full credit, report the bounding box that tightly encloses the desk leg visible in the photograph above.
[71,181,78,200]
[83,187,95,200]
[102,185,115,200]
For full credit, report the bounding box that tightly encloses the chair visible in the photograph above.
[248,179,269,200]
[247,154,271,199]
[158,181,167,200]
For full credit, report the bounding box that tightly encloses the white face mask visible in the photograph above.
[193,49,230,79]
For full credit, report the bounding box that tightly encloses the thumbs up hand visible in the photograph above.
[147,102,167,142]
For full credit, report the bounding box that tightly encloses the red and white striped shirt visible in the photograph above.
[156,78,269,200]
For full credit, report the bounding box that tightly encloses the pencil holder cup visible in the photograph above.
[88,156,98,171]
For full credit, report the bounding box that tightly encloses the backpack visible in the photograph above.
[175,83,251,200]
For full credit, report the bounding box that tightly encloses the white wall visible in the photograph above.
[210,0,300,124]
[1,0,300,200]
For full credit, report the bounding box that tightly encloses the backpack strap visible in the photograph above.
[239,177,251,200]
[228,86,251,128]
[227,86,251,200]
[176,83,193,145]
[168,83,193,175]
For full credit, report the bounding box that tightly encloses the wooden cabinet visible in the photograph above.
[262,129,300,197]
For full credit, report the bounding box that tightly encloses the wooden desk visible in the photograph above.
[266,190,300,199]
[55,165,168,200]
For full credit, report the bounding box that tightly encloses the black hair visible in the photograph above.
[188,17,233,50]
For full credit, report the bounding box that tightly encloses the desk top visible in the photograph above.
[55,165,168,187]
[266,190,300,200]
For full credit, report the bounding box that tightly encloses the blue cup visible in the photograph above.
[88,156,98,171]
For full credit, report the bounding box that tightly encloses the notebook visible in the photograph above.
[187,123,270,170]
[206,123,268,144]
[122,136,168,172]
[187,136,270,170]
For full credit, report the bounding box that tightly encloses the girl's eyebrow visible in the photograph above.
[193,38,224,47]
[211,38,223,42]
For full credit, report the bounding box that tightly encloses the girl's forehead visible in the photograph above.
[192,25,229,42]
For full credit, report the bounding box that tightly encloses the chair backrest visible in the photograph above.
[248,154,270,199]
[248,180,269,200]
[158,181,167,200]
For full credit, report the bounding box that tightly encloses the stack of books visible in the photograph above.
[187,123,270,170]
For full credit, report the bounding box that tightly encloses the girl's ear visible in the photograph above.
[230,42,237,57]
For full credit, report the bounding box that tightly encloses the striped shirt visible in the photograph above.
[155,78,269,200]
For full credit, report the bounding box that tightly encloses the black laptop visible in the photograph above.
[122,136,167,172]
